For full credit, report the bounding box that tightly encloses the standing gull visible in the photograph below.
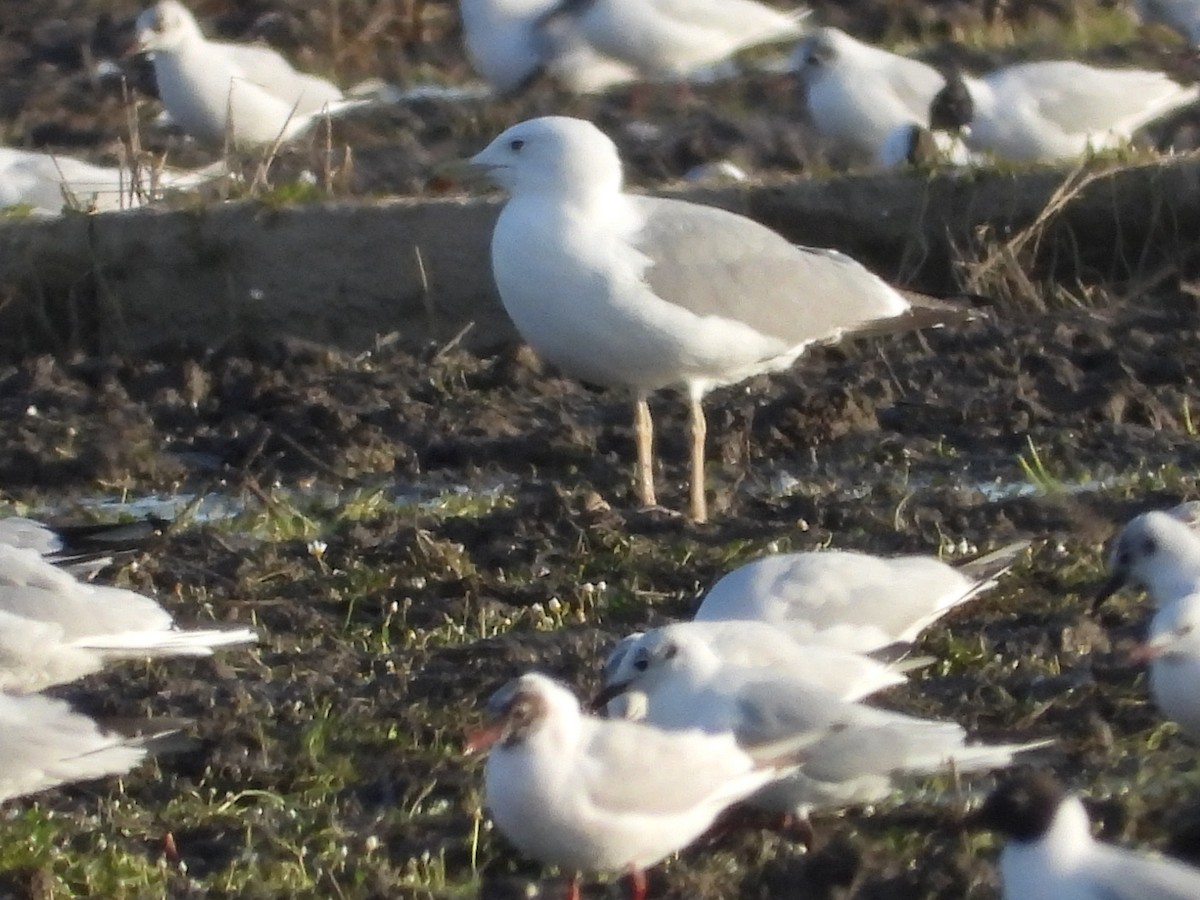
[458,116,969,521]
[135,0,364,147]
[466,672,819,900]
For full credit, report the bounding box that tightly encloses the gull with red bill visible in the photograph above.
[465,672,826,900]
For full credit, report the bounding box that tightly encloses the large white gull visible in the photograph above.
[459,115,969,521]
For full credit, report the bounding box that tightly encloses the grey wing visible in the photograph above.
[732,678,849,746]
[633,196,908,348]
[1087,849,1200,900]
[224,42,343,112]
[583,719,762,815]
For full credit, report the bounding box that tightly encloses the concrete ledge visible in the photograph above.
[1,158,1198,360]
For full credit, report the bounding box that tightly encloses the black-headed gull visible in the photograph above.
[694,543,1027,653]
[601,620,914,721]
[1094,508,1200,611]
[0,544,256,692]
[0,147,225,216]
[456,115,970,522]
[135,0,365,147]
[466,672,819,900]
[459,0,637,94]
[971,773,1200,900]
[794,27,947,162]
[930,62,1200,163]
[0,692,182,802]
[596,629,1047,820]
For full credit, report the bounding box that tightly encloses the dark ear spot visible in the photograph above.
[663,642,679,660]
[1143,537,1158,556]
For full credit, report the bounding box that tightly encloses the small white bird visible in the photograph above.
[0,692,180,802]
[0,544,257,692]
[564,0,809,82]
[1133,0,1200,47]
[1094,508,1200,610]
[596,629,1046,819]
[458,115,969,522]
[794,27,947,162]
[1129,591,1200,740]
[971,773,1200,900]
[0,147,225,215]
[929,62,1200,163]
[466,672,818,899]
[601,620,913,717]
[135,0,363,147]
[694,543,1026,654]
[459,0,638,93]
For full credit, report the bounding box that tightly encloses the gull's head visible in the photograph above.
[465,116,623,200]
[1095,510,1200,610]
[929,71,975,133]
[967,773,1073,845]
[465,672,579,755]
[792,27,850,85]
[136,0,202,53]
[593,627,717,710]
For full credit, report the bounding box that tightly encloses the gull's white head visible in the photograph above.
[1096,510,1200,608]
[136,0,203,53]
[465,672,582,755]
[468,116,623,201]
[792,27,853,86]
[598,627,721,707]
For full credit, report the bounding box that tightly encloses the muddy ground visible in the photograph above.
[3,0,1200,898]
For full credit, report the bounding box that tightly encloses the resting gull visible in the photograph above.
[0,543,256,692]
[135,0,365,147]
[457,115,970,521]
[930,62,1200,163]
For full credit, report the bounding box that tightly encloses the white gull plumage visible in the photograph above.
[693,544,1025,653]
[135,0,365,147]
[0,147,224,215]
[1094,506,1200,610]
[599,629,1046,818]
[461,115,965,521]
[0,543,256,692]
[794,27,947,162]
[0,692,177,802]
[467,672,817,897]
[974,774,1200,900]
[932,62,1200,163]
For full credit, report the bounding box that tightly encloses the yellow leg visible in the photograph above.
[689,396,707,523]
[634,394,657,507]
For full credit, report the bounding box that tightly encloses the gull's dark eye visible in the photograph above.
[1143,537,1158,556]
[633,658,647,672]
[509,139,525,152]
[1117,549,1131,567]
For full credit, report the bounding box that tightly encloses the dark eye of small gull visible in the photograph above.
[1143,537,1158,556]
[509,139,525,152]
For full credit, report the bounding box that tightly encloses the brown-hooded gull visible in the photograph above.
[466,672,822,900]
[135,0,366,147]
[0,544,256,693]
[970,773,1200,900]
[458,115,971,521]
